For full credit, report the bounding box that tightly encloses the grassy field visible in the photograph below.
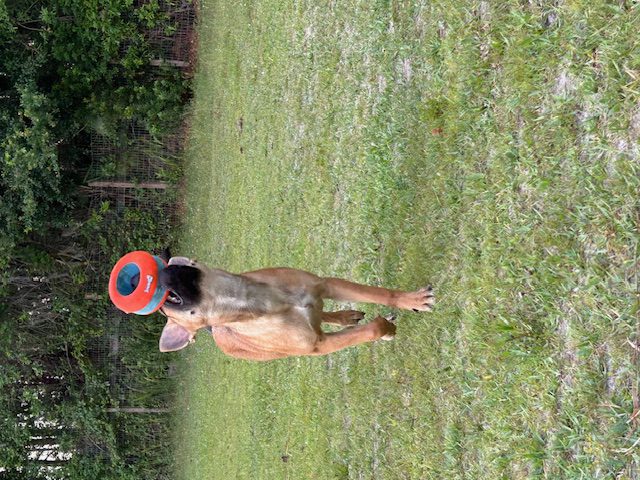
[172,1,640,478]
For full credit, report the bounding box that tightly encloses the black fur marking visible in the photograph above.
[159,265,202,309]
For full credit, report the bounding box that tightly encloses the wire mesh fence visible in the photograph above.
[85,122,181,391]
[2,1,196,477]
[83,117,183,476]
[82,0,196,428]
[145,0,198,68]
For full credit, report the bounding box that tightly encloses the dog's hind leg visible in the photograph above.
[322,278,435,312]
[321,310,364,326]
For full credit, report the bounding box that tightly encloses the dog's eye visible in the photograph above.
[190,310,196,315]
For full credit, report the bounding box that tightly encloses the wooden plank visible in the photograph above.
[87,181,168,189]
[150,59,189,68]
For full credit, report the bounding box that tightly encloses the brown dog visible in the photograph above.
[158,257,434,361]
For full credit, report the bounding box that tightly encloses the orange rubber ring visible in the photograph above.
[108,251,167,314]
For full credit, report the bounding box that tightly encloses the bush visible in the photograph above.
[0,0,190,265]
[1,1,190,477]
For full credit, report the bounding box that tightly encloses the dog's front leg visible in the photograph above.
[309,316,396,355]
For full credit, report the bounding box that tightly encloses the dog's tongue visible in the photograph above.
[166,291,183,305]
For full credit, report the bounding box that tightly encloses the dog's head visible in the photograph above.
[158,257,211,352]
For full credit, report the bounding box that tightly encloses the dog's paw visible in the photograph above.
[373,316,396,341]
[380,314,397,341]
[397,286,435,312]
[344,310,365,325]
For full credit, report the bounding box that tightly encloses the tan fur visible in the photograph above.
[159,260,434,361]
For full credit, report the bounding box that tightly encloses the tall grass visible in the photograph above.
[173,1,640,478]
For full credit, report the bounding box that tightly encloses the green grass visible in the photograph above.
[172,1,640,478]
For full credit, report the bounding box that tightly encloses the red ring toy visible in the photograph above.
[108,251,168,315]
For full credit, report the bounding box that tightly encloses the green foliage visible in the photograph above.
[0,2,11,37]
[0,0,190,270]
[1,83,62,238]
[84,200,176,264]
[0,0,190,477]
[0,200,177,478]
[90,72,189,138]
[38,0,188,136]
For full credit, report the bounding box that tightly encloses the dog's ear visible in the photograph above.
[159,319,193,352]
[168,256,195,266]
[159,248,172,263]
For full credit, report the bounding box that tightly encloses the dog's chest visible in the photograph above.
[227,306,319,352]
